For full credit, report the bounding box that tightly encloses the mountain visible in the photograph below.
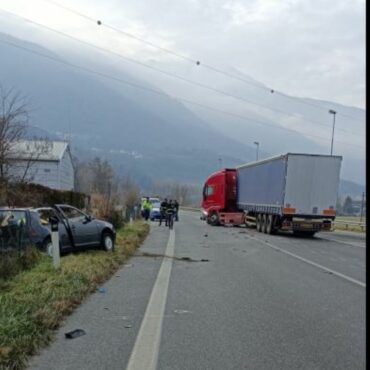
[0,32,365,190]
[338,180,365,200]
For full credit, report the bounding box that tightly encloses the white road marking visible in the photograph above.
[247,235,366,288]
[126,229,175,370]
[318,236,366,249]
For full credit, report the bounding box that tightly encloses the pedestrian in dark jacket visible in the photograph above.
[159,198,168,226]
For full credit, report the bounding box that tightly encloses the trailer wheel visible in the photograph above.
[261,214,268,233]
[256,214,262,232]
[266,215,274,234]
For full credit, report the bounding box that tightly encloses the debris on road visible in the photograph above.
[124,324,132,328]
[96,287,107,293]
[174,309,191,314]
[65,329,86,339]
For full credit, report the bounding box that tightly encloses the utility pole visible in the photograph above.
[254,141,259,161]
[329,110,336,155]
[218,157,223,169]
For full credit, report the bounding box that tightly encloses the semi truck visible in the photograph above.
[201,153,342,236]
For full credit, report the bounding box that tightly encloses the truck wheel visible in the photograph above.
[256,214,262,232]
[266,215,273,234]
[208,212,219,226]
[262,214,267,233]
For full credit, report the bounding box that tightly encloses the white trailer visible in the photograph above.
[237,153,342,235]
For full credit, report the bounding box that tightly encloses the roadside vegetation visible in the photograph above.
[0,222,149,370]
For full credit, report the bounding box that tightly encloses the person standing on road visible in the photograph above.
[165,200,176,228]
[159,198,169,226]
[173,199,179,221]
[142,197,152,221]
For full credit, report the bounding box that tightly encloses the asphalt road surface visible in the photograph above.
[28,210,366,370]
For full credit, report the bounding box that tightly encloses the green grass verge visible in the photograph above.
[0,221,149,370]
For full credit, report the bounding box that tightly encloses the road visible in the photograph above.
[28,210,366,370]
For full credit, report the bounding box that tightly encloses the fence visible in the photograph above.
[333,220,366,232]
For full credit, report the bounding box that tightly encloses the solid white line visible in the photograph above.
[247,235,366,288]
[126,230,175,370]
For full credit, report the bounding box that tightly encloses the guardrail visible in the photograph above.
[333,220,366,231]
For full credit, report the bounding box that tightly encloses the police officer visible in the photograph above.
[142,197,152,221]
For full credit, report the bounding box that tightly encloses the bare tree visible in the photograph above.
[0,85,29,180]
[121,175,140,208]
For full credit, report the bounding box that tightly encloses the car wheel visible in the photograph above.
[102,232,115,252]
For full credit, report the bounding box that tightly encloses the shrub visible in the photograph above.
[0,246,41,280]
[107,210,125,229]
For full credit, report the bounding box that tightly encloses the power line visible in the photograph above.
[1,9,362,137]
[40,0,366,124]
[0,37,364,151]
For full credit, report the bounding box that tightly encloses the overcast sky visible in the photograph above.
[0,0,365,108]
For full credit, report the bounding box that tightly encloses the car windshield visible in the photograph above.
[0,210,27,227]
[151,201,161,208]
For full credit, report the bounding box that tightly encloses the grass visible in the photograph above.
[0,221,149,370]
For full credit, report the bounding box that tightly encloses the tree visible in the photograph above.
[89,157,114,195]
[0,85,28,181]
[75,157,115,195]
[121,175,140,209]
[343,196,354,215]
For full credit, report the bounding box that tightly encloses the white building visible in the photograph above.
[9,140,74,190]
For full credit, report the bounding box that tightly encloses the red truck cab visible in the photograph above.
[201,169,244,225]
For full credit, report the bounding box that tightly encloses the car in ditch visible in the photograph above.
[0,205,116,256]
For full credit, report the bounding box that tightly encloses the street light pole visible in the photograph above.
[218,157,222,169]
[254,141,259,161]
[329,109,336,155]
